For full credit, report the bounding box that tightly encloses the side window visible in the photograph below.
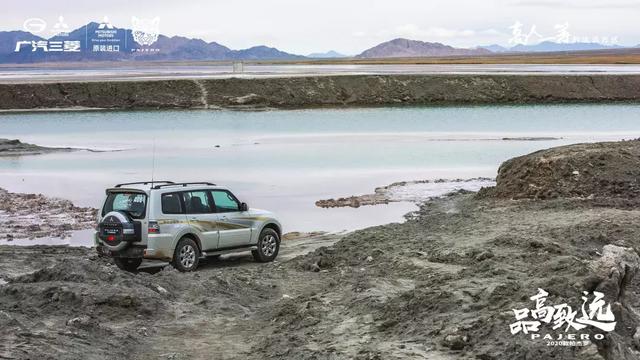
[161,193,183,214]
[211,190,240,213]
[183,191,213,214]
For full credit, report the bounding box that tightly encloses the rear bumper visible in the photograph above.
[94,232,173,261]
[97,244,145,259]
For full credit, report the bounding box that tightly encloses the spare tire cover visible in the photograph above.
[98,211,135,251]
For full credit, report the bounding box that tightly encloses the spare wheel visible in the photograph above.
[98,211,137,251]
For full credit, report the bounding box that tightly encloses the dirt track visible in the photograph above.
[2,141,640,359]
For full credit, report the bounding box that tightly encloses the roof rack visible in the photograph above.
[115,181,175,188]
[152,182,217,190]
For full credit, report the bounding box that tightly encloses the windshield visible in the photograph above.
[103,192,147,219]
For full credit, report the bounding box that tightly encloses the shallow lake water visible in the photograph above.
[1,104,640,244]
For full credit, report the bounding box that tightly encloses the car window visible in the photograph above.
[211,190,240,213]
[103,192,147,219]
[183,191,213,214]
[161,193,183,214]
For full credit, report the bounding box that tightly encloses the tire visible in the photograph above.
[113,257,142,272]
[252,228,280,262]
[173,237,200,272]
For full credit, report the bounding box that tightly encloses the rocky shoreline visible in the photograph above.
[0,138,125,157]
[1,74,640,110]
[0,187,97,240]
[316,177,495,208]
[1,140,640,359]
[0,138,77,156]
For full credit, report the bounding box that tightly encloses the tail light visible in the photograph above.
[148,221,160,234]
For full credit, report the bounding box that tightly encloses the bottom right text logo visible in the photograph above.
[509,288,616,347]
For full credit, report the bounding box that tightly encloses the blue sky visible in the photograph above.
[3,0,639,54]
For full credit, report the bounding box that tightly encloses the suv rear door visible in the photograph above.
[210,189,252,248]
[100,189,147,245]
[182,190,219,251]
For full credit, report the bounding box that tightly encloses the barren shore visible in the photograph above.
[1,140,639,359]
[1,74,640,110]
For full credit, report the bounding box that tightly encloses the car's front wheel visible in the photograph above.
[252,228,279,262]
[173,237,200,272]
[113,257,142,272]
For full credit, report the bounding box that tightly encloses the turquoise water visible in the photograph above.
[1,104,639,233]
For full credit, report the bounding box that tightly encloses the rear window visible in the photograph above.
[161,193,184,214]
[103,192,147,219]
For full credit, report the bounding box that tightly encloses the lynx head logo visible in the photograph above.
[131,17,160,46]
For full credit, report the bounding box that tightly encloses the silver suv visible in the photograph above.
[94,181,282,272]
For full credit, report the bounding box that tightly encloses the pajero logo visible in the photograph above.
[510,288,616,347]
[131,17,160,46]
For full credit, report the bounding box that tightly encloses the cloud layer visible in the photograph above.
[2,0,637,54]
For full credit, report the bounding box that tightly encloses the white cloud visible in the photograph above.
[402,24,474,38]
[506,0,639,8]
[367,24,508,48]
[377,24,508,41]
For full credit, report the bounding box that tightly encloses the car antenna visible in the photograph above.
[151,137,156,188]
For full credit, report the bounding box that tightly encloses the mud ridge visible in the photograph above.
[2,74,640,110]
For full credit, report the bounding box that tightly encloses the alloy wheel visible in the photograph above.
[261,234,277,257]
[180,244,196,268]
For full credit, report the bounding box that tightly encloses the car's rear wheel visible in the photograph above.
[252,228,279,262]
[173,237,200,272]
[113,257,142,272]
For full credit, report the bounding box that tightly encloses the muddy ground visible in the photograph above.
[1,195,639,360]
[479,139,640,206]
[2,141,640,360]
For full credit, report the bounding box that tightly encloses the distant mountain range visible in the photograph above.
[479,44,510,53]
[479,41,623,53]
[0,22,305,63]
[0,23,634,64]
[307,50,347,58]
[356,38,491,58]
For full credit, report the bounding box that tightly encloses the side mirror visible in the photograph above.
[240,202,249,212]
